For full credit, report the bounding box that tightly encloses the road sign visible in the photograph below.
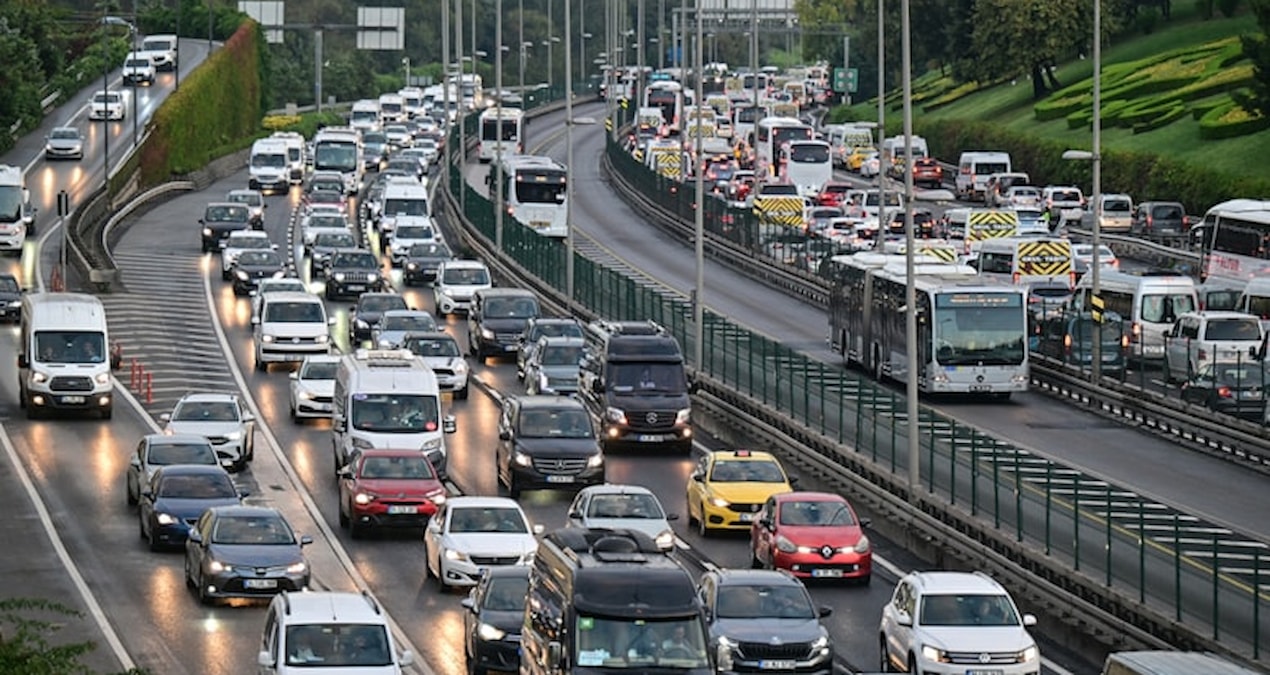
[357,7,405,50]
[238,1,284,43]
[832,67,858,94]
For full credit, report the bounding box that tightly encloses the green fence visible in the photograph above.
[443,104,1269,665]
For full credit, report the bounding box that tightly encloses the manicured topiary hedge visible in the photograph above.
[1199,99,1270,139]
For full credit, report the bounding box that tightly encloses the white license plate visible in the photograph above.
[968,385,991,392]
[61,395,85,404]
[738,512,755,522]
[966,670,1004,675]
[636,434,665,442]
[812,568,844,578]
[346,284,365,292]
[546,475,575,483]
[244,579,278,589]
[387,505,418,514]
[759,660,796,670]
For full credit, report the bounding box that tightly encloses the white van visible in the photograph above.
[956,151,1013,201]
[249,138,291,193]
[1236,277,1270,327]
[377,178,430,241]
[269,131,306,184]
[1101,651,1262,675]
[257,590,415,674]
[332,349,456,478]
[18,293,118,419]
[252,292,334,372]
[1072,270,1199,361]
[975,235,1075,288]
[350,99,381,132]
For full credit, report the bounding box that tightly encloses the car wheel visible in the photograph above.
[197,571,214,606]
[184,558,196,589]
[339,500,349,527]
[349,516,365,540]
[324,285,334,300]
[455,386,469,400]
[878,638,892,672]
[750,549,762,569]
[147,526,162,552]
[908,653,918,674]
[255,356,267,372]
[508,474,521,499]
[221,268,231,281]
[467,654,483,675]
[857,573,872,587]
[126,481,137,506]
[696,501,709,538]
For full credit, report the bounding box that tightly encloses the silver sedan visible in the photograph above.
[45,126,84,160]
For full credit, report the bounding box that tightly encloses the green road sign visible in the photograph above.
[832,67,858,94]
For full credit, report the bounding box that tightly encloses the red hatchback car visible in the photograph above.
[750,491,872,584]
[816,181,853,207]
[337,449,448,538]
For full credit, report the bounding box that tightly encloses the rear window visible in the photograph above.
[1151,204,1184,219]
[1204,318,1262,341]
[974,162,1009,175]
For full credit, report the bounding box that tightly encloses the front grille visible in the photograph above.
[335,271,375,282]
[495,332,521,343]
[311,395,333,404]
[470,555,520,566]
[737,642,814,661]
[432,367,456,377]
[625,409,678,432]
[531,457,588,475]
[50,376,93,392]
[945,651,1021,665]
[206,436,230,445]
[727,502,762,514]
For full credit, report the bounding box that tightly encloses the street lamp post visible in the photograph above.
[402,56,410,86]
[495,0,504,251]
[565,0,575,305]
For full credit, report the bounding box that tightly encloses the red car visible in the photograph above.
[337,448,447,538]
[750,491,872,584]
[817,181,853,207]
[911,157,944,188]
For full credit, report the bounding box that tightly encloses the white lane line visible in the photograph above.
[0,425,137,672]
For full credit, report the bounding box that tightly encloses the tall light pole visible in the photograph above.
[402,56,411,86]
[750,0,758,106]
[580,0,587,88]
[901,0,919,494]
[495,0,505,250]
[518,0,525,91]
[693,0,705,371]
[658,0,665,70]
[637,0,645,101]
[876,0,886,248]
[442,0,450,119]
[565,0,575,304]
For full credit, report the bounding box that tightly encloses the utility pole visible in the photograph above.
[495,0,504,250]
[750,0,758,106]
[565,0,575,305]
[314,29,323,112]
[876,0,885,250]
[637,0,645,101]
[518,0,525,93]
[843,35,850,106]
[658,0,664,70]
[442,0,450,118]
[457,0,465,209]
[901,0,919,494]
[693,0,705,371]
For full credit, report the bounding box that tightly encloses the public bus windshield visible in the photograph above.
[514,170,567,204]
[773,126,813,148]
[789,144,829,164]
[482,118,519,141]
[314,143,357,172]
[933,293,1026,366]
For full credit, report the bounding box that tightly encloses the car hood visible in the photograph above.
[206,542,303,567]
[167,421,243,436]
[580,517,671,540]
[709,482,790,505]
[918,626,1034,654]
[46,138,82,149]
[444,533,538,557]
[236,264,283,275]
[297,380,336,397]
[152,496,241,518]
[479,318,530,332]
[479,608,525,635]
[712,617,826,644]
[534,364,581,380]
[355,477,444,498]
[610,391,691,410]
[419,356,465,371]
[515,437,599,456]
[265,321,328,338]
[354,311,388,325]
[776,524,865,546]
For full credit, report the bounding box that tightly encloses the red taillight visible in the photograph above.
[1063,334,1072,353]
[1217,385,1233,399]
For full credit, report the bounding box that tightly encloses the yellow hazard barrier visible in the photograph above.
[652,151,683,180]
[1016,240,1073,277]
[753,195,805,227]
[620,97,629,110]
[604,117,613,131]
[967,209,1019,241]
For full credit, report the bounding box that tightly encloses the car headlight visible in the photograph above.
[406,262,419,270]
[286,561,308,574]
[208,559,226,573]
[854,535,871,553]
[480,327,495,339]
[156,513,178,525]
[444,548,468,561]
[921,645,949,663]
[297,390,313,400]
[355,319,370,329]
[354,492,375,505]
[520,550,535,564]
[333,272,346,281]
[367,273,379,282]
[315,334,329,344]
[351,437,375,450]
[427,489,447,505]
[32,371,48,384]
[775,534,798,553]
[261,334,275,343]
[477,622,506,641]
[94,373,110,385]
[708,496,729,508]
[202,227,212,236]
[513,450,533,467]
[235,270,249,280]
[225,431,242,441]
[810,636,829,651]
[451,359,468,374]
[676,408,691,425]
[421,437,442,451]
[586,452,604,468]
[655,530,675,550]
[605,407,627,424]
[1019,646,1038,663]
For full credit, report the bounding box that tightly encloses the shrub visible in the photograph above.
[1199,99,1270,138]
[1137,6,1162,34]
[1133,103,1188,133]
[1216,0,1241,17]
[1196,0,1215,19]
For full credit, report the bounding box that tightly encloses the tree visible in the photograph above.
[1233,0,1270,118]
[0,598,148,675]
[968,0,1088,99]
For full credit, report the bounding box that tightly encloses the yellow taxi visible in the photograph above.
[845,145,876,172]
[686,449,795,536]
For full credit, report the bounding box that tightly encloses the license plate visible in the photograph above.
[244,579,277,589]
[738,512,755,522]
[966,670,1004,675]
[759,660,796,670]
[812,568,844,578]
[546,475,575,483]
[387,505,418,514]
[968,385,991,393]
[346,284,365,292]
[531,221,550,229]
[61,395,85,404]
[636,434,665,442]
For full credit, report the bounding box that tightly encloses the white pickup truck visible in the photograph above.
[122,52,156,86]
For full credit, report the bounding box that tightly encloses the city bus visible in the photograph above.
[311,126,363,194]
[754,117,813,179]
[495,155,568,238]
[1198,199,1270,285]
[478,107,525,163]
[644,80,684,136]
[780,139,832,197]
[732,105,764,146]
[828,257,1031,397]
[458,73,485,110]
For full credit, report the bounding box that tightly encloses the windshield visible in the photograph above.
[482,118,520,141]
[284,624,391,668]
[518,407,592,438]
[308,215,347,230]
[34,331,106,364]
[314,143,357,172]
[608,363,687,394]
[1141,293,1196,323]
[449,506,528,533]
[147,442,215,466]
[396,225,434,239]
[409,243,450,257]
[50,128,80,140]
[205,205,249,222]
[919,594,1021,627]
[790,144,829,163]
[231,237,272,250]
[405,337,460,358]
[933,293,1026,366]
[575,616,709,669]
[384,198,429,217]
[352,109,379,123]
[252,153,287,169]
[442,267,490,285]
[358,296,408,313]
[142,39,172,51]
[778,499,855,526]
[211,515,295,545]
[1205,318,1262,340]
[514,172,567,205]
[314,233,355,248]
[485,297,539,318]
[485,576,529,610]
[716,584,814,619]
[237,251,281,266]
[382,314,436,332]
[360,454,434,480]
[773,126,812,148]
[301,361,338,380]
[0,276,18,293]
[864,192,902,208]
[539,344,582,366]
[157,473,237,499]
[125,59,150,69]
[709,459,786,483]
[587,492,664,519]
[333,253,378,270]
[228,193,262,207]
[265,301,324,323]
[350,394,440,433]
[173,400,238,422]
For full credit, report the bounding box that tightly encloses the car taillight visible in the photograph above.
[1217,385,1233,399]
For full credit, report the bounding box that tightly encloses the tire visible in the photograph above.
[878,638,892,672]
[221,268,231,281]
[147,527,162,552]
[101,407,112,420]
[508,474,521,499]
[197,571,214,606]
[750,550,762,569]
[255,357,267,372]
[696,501,709,538]
[1163,360,1174,384]
[455,386,469,400]
[908,654,918,674]
[126,482,137,506]
[349,517,365,540]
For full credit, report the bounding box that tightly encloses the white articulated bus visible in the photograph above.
[478,107,525,163]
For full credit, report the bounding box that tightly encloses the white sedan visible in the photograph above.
[858,151,881,178]
[289,355,340,421]
[565,484,678,551]
[424,496,541,590]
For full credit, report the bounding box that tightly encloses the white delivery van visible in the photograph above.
[18,293,119,419]
[1072,269,1199,362]
[269,131,306,184]
[350,99,381,132]
[1236,277,1270,329]
[331,349,456,478]
[249,138,292,193]
[956,151,1013,201]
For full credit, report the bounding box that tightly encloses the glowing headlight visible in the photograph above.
[1019,646,1038,663]
[481,328,495,339]
[286,561,308,574]
[368,273,379,282]
[208,560,226,573]
[406,263,419,270]
[354,492,375,505]
[94,373,110,385]
[428,490,447,504]
[676,408,691,425]
[225,431,242,441]
[921,645,948,663]
[451,359,468,374]
[421,437,442,451]
[811,636,829,651]
[655,530,675,550]
[32,372,48,384]
[315,334,329,343]
[235,270,249,280]
[333,272,346,281]
[605,407,627,424]
[261,334,275,343]
[708,496,730,508]
[477,622,506,641]
[513,450,533,467]
[445,548,467,561]
[355,319,370,329]
[854,535,871,553]
[202,227,212,236]
[156,513,178,525]
[297,390,313,400]
[586,452,604,468]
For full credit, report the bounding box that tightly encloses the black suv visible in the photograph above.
[495,395,604,498]
[697,569,833,675]
[0,273,23,323]
[578,320,693,453]
[348,292,409,344]
[467,288,541,361]
[199,202,254,252]
[402,241,453,286]
[323,248,385,300]
[309,230,357,279]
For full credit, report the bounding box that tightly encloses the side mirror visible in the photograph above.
[399,651,415,667]
[299,535,313,546]
[337,465,353,478]
[242,413,256,424]
[187,530,204,544]
[257,651,275,668]
[818,605,833,618]
[567,509,582,520]
[591,379,605,394]
[328,316,337,326]
[198,219,205,225]
[17,354,29,368]
[788,476,799,486]
[532,523,545,535]
[1022,614,1038,627]
[333,417,347,432]
[251,317,260,325]
[289,371,298,381]
[237,489,251,499]
[442,415,457,433]
[159,413,171,423]
[896,611,913,627]
[666,513,680,521]
[140,489,153,500]
[498,429,511,440]
[860,518,872,528]
[460,595,475,611]
[690,471,703,482]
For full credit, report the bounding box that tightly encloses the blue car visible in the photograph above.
[138,465,244,551]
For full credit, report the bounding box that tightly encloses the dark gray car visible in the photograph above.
[403,241,453,286]
[0,273,23,322]
[1131,201,1188,237]
[310,230,358,279]
[324,248,385,300]
[495,395,604,498]
[468,288,541,361]
[200,202,254,252]
[231,250,287,296]
[698,569,834,675]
